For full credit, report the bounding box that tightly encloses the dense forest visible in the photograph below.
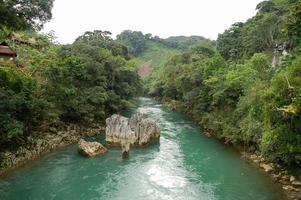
[0,0,141,151]
[1,0,301,168]
[1,1,301,199]
[143,0,301,165]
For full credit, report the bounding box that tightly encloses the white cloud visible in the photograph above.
[42,0,263,44]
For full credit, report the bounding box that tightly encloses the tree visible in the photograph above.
[45,31,141,123]
[73,30,130,59]
[0,0,54,31]
[0,30,141,151]
[261,57,301,164]
[285,0,301,46]
[116,30,146,56]
[0,66,48,148]
[217,22,244,61]
[256,1,276,13]
[147,0,301,165]
[241,12,285,57]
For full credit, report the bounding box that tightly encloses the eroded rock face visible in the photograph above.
[105,113,160,147]
[78,139,107,157]
[106,114,136,145]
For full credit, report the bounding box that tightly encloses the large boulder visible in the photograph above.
[106,113,160,147]
[78,139,107,157]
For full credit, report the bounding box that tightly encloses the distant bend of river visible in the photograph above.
[0,97,286,200]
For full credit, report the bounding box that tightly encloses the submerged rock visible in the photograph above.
[105,113,160,147]
[121,141,130,159]
[78,139,107,157]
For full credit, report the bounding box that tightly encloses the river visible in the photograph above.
[0,97,286,200]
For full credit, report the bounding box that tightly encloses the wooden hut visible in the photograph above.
[0,42,17,61]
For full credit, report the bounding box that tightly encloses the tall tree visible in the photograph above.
[285,0,301,46]
[217,22,244,61]
[0,0,54,31]
[116,30,146,56]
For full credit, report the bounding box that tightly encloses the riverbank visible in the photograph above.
[162,98,301,200]
[0,97,289,199]
[243,153,301,199]
[0,120,105,176]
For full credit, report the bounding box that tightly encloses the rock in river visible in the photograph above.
[78,139,107,157]
[121,141,130,159]
[105,113,160,147]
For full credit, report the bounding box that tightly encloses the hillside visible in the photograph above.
[1,0,301,200]
[148,0,301,167]
[134,40,180,78]
[116,31,214,79]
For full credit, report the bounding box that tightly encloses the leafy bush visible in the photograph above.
[0,30,141,150]
[0,66,48,148]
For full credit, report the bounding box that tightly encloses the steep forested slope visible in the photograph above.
[1,17,141,152]
[148,0,301,165]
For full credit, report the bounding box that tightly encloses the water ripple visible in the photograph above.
[0,97,286,200]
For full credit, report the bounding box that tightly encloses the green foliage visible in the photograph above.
[0,30,141,149]
[149,0,301,165]
[0,0,54,31]
[139,39,180,69]
[116,31,214,94]
[256,1,277,13]
[285,0,301,47]
[74,30,130,59]
[46,30,141,123]
[0,66,48,148]
[162,36,214,51]
[116,31,213,58]
[217,23,244,61]
[242,12,284,57]
[261,58,301,163]
[217,0,293,61]
[117,30,146,56]
[2,0,301,167]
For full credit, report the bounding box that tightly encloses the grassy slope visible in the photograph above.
[134,40,180,70]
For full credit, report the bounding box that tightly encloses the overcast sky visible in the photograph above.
[42,0,263,44]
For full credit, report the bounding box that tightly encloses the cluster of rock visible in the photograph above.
[272,42,290,67]
[0,121,104,175]
[105,113,160,157]
[1,112,160,175]
[245,153,301,200]
[77,113,160,158]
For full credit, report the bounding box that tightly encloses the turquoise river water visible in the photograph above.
[0,97,287,200]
